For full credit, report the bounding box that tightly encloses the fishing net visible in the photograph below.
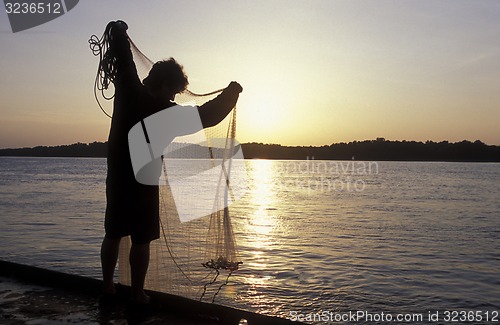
[89,22,244,302]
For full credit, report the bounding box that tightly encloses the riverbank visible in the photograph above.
[0,260,299,325]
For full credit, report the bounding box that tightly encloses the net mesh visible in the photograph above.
[89,25,242,302]
[141,101,241,301]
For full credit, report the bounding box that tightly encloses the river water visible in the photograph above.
[0,157,498,323]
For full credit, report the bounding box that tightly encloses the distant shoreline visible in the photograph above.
[0,139,499,162]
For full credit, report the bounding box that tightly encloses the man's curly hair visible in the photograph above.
[143,58,189,94]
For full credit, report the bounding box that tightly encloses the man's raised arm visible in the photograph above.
[198,81,243,128]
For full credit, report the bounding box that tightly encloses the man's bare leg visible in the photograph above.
[130,242,151,303]
[100,237,121,294]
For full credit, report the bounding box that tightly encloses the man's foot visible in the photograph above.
[131,290,150,304]
[102,282,116,295]
[99,284,118,308]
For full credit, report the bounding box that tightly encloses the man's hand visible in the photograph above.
[109,20,128,37]
[114,20,128,31]
[228,81,243,93]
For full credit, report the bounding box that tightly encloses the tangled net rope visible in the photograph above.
[88,21,120,118]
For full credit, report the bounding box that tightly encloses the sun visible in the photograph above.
[237,92,287,142]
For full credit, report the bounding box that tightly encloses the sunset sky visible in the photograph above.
[1,0,500,148]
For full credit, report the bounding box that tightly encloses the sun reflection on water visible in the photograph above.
[231,160,296,313]
[247,159,276,242]
[236,160,279,291]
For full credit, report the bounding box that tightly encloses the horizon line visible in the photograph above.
[1,137,499,150]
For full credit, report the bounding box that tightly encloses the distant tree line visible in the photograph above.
[0,142,107,158]
[242,139,500,162]
[1,139,499,162]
